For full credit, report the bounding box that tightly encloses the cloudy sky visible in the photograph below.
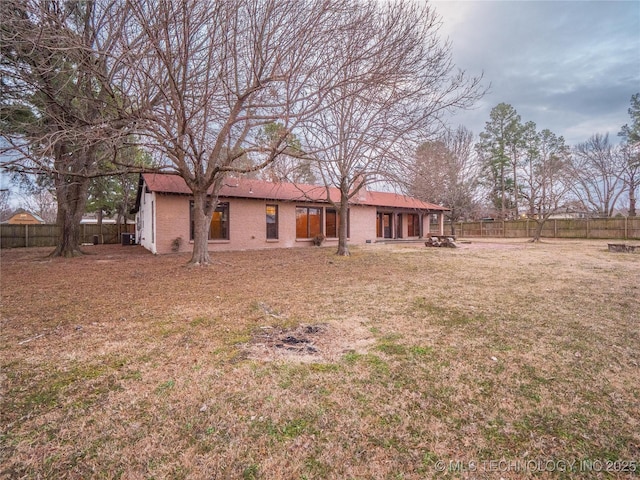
[432,0,640,146]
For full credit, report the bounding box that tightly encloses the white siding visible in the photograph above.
[135,186,157,254]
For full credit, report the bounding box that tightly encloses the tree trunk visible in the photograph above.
[530,215,551,243]
[531,221,544,242]
[50,175,90,257]
[189,190,214,266]
[449,209,457,236]
[629,178,637,217]
[500,164,506,220]
[513,162,519,218]
[97,208,103,240]
[336,190,350,256]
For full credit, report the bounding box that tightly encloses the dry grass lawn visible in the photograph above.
[1,239,639,479]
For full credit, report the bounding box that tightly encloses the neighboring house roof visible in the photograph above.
[1,208,44,224]
[80,214,135,224]
[136,173,447,212]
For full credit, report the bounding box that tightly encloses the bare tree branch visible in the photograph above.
[122,0,386,265]
[1,0,157,256]
[298,0,485,255]
[569,134,626,217]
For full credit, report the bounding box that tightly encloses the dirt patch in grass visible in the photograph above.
[244,320,375,364]
[1,240,639,479]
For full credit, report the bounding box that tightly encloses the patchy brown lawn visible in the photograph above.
[1,239,639,479]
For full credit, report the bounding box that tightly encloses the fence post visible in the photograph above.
[586,218,589,239]
[625,216,628,240]
[25,224,28,247]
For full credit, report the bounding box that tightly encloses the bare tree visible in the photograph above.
[521,121,539,217]
[0,189,12,222]
[619,143,639,216]
[410,125,482,234]
[299,1,484,256]
[258,123,317,184]
[619,93,640,216]
[125,0,351,265]
[261,156,318,185]
[520,126,573,241]
[569,134,626,217]
[1,0,147,256]
[18,189,57,223]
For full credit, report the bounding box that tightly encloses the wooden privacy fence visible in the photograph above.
[431,217,640,240]
[0,223,135,248]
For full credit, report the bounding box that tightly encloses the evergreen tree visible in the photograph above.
[476,103,523,219]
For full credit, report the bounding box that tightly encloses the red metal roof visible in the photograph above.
[142,173,447,211]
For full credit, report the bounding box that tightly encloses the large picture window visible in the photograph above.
[190,201,229,240]
[296,207,322,239]
[266,205,278,239]
[407,213,420,237]
[325,208,349,238]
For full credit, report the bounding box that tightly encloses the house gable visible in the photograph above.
[3,209,44,225]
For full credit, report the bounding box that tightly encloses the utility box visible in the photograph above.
[121,233,135,245]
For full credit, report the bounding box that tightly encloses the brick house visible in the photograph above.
[132,173,448,254]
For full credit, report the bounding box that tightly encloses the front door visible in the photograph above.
[383,213,392,238]
[377,212,393,238]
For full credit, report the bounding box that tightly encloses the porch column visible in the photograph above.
[394,212,399,239]
[423,213,430,236]
[438,212,444,235]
